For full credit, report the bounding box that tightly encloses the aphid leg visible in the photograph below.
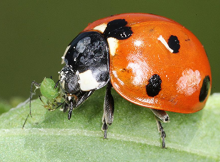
[29,81,41,117]
[57,102,65,109]
[39,95,46,105]
[102,82,114,139]
[150,109,170,148]
[22,114,30,129]
[22,81,40,128]
[39,95,53,110]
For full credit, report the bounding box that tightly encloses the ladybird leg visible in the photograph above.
[68,101,74,120]
[102,82,114,139]
[63,102,69,112]
[150,109,169,148]
[75,91,94,108]
[150,109,170,123]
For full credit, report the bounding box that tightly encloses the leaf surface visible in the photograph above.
[0,90,219,161]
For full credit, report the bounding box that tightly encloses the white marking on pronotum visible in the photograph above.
[107,37,119,56]
[78,70,99,91]
[93,23,107,33]
[61,45,71,64]
[157,35,174,53]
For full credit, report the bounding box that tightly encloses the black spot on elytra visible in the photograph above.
[168,35,180,53]
[146,74,162,97]
[103,19,133,40]
[199,76,210,102]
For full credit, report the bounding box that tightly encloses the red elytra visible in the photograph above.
[83,13,211,114]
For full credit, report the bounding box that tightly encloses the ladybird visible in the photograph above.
[58,13,211,148]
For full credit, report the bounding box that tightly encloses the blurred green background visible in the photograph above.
[0,0,219,100]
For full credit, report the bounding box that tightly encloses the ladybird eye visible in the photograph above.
[168,35,180,53]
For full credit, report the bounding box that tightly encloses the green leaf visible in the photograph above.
[0,89,219,161]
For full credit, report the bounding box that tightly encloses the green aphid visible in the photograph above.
[39,77,63,110]
[22,77,64,128]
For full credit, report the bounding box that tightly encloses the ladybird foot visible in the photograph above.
[156,120,166,149]
[102,120,108,139]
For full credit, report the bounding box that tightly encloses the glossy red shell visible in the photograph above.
[83,13,212,113]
